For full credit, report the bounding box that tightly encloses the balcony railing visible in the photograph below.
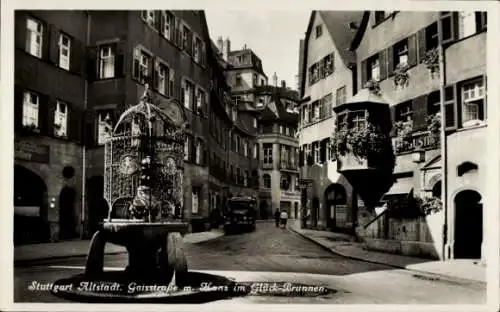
[393,131,440,155]
[279,161,298,171]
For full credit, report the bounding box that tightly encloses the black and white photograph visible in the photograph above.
[1,0,499,310]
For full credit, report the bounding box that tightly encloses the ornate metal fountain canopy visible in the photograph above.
[103,84,187,222]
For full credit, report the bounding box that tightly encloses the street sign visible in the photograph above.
[298,179,313,189]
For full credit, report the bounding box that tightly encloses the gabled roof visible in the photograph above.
[299,10,364,97]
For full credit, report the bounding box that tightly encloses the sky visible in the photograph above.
[205,10,311,91]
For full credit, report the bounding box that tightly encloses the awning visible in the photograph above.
[381,178,414,201]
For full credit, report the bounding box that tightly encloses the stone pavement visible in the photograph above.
[288,221,486,284]
[14,229,224,265]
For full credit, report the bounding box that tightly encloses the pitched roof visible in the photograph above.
[299,10,364,97]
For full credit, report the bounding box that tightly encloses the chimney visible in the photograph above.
[223,37,231,61]
[217,36,223,54]
[243,44,247,50]
[273,72,278,87]
[281,80,286,88]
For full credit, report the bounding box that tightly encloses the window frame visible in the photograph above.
[98,45,116,79]
[54,100,68,137]
[22,90,40,129]
[58,33,71,71]
[26,17,43,58]
[461,78,486,126]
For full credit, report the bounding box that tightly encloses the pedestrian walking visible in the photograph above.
[279,210,288,228]
[274,209,280,227]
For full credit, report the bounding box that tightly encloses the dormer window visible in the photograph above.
[315,25,323,38]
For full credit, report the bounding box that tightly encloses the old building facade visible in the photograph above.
[298,10,488,260]
[13,10,261,243]
[216,39,301,219]
[297,11,364,233]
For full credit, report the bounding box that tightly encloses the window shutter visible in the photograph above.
[180,85,185,104]
[187,30,193,55]
[42,22,50,60]
[38,93,50,135]
[361,60,368,87]
[49,25,60,65]
[115,42,126,78]
[379,49,387,81]
[190,136,195,163]
[70,38,83,75]
[331,52,335,73]
[475,12,487,32]
[47,98,57,136]
[69,105,82,143]
[14,85,23,131]
[407,34,417,67]
[15,13,27,50]
[389,106,397,136]
[169,70,175,98]
[445,84,457,129]
[412,95,428,131]
[154,10,161,30]
[82,109,96,147]
[307,103,312,121]
[417,28,426,63]
[152,58,159,91]
[87,47,97,81]
[386,46,394,76]
[320,140,326,163]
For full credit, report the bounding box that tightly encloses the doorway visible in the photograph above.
[294,202,299,219]
[454,190,483,259]
[324,184,347,230]
[59,187,77,239]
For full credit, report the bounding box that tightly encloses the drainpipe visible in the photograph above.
[438,42,448,261]
[80,11,91,239]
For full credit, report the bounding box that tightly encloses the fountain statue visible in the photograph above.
[51,85,242,303]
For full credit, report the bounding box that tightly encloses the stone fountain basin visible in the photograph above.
[50,271,245,303]
[101,219,189,247]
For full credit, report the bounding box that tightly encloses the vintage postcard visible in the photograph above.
[1,0,499,311]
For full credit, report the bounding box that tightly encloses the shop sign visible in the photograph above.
[15,140,50,164]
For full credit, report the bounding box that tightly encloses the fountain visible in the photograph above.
[51,85,243,303]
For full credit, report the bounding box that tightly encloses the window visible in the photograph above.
[142,10,155,26]
[315,25,322,38]
[196,88,205,110]
[97,112,111,145]
[425,23,439,51]
[279,125,284,134]
[253,74,258,87]
[162,11,173,40]
[257,98,264,107]
[462,79,485,126]
[337,113,348,132]
[261,79,265,86]
[285,127,290,136]
[263,144,273,164]
[182,25,190,51]
[182,80,193,109]
[192,188,199,214]
[253,117,257,128]
[397,101,413,122]
[367,55,380,81]
[195,140,202,164]
[184,136,191,161]
[236,136,241,153]
[133,48,152,83]
[393,39,408,68]
[263,174,271,189]
[302,106,309,124]
[54,101,68,137]
[26,18,43,58]
[193,37,202,63]
[313,142,320,163]
[243,140,248,157]
[351,111,366,130]
[22,91,39,129]
[157,62,169,96]
[280,174,291,191]
[459,11,476,38]
[253,143,258,159]
[336,87,346,107]
[232,107,237,121]
[244,171,249,187]
[99,45,115,79]
[236,75,242,85]
[312,101,320,120]
[58,34,71,70]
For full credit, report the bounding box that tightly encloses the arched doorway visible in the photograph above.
[454,190,482,259]
[14,165,49,244]
[324,184,347,230]
[86,175,107,237]
[59,187,77,239]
